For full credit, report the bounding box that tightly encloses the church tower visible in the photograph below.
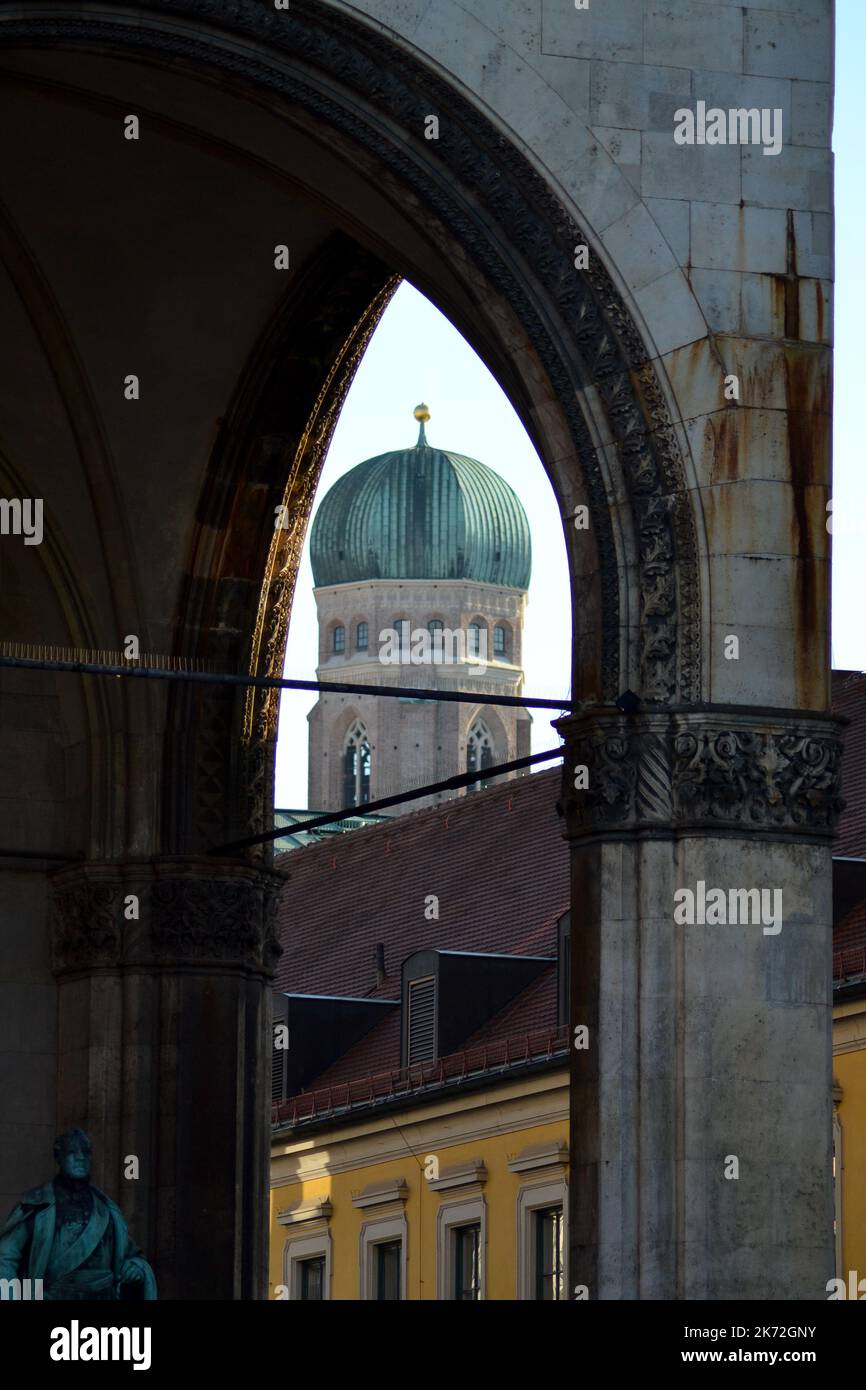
[307,405,532,812]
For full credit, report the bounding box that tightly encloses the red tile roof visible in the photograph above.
[833,670,866,857]
[274,767,568,998]
[273,1024,570,1130]
[273,670,866,1091]
[834,895,866,983]
[831,672,866,986]
[462,968,557,1048]
[836,896,866,955]
[274,767,569,1092]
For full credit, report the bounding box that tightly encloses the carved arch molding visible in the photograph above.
[2,0,709,851]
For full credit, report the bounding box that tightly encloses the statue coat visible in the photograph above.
[0,1181,157,1300]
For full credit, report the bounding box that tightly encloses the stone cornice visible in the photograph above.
[556,705,845,841]
[428,1158,488,1192]
[351,1178,409,1208]
[270,1070,569,1176]
[277,1197,333,1226]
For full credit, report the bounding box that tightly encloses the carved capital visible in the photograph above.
[556,707,845,841]
[51,870,124,973]
[50,860,285,977]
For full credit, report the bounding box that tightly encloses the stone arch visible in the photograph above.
[492,619,513,662]
[325,620,347,658]
[0,1,839,1304]
[346,614,371,654]
[464,705,510,764]
[2,1,706,861]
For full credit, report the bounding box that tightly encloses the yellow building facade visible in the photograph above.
[269,1065,567,1301]
[833,994,866,1285]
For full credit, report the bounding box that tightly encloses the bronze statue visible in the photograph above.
[0,1128,156,1300]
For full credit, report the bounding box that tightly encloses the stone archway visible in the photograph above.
[0,1,839,1299]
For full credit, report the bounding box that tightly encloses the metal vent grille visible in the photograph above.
[407,976,436,1064]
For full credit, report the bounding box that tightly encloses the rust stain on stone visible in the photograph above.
[784,211,800,341]
[815,282,825,344]
[771,275,788,336]
[708,410,739,485]
[784,350,830,708]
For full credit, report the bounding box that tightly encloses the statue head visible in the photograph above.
[54,1128,92,1182]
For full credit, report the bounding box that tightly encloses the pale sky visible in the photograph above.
[829,0,861,669]
[273,282,572,808]
[275,7,860,808]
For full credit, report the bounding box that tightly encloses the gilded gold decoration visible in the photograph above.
[243,276,400,747]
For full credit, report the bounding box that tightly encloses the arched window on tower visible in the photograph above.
[493,625,507,658]
[333,625,345,654]
[356,622,369,651]
[468,623,483,658]
[394,618,410,655]
[466,720,495,791]
[343,721,372,806]
[428,619,444,663]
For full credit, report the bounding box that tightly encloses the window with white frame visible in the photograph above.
[280,1225,332,1302]
[833,1105,843,1279]
[533,1206,565,1300]
[298,1254,326,1301]
[436,1196,486,1300]
[515,1178,568,1300]
[358,1213,407,1300]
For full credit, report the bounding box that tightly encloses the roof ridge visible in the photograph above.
[276,765,562,871]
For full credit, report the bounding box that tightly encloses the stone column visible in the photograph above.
[558,704,844,1300]
[50,858,283,1301]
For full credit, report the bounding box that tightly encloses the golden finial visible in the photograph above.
[414,402,430,447]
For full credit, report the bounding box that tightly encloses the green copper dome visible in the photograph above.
[309,406,531,590]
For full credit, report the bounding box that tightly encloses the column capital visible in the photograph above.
[49,858,285,978]
[555,704,845,842]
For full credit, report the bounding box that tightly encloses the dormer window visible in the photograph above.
[401,948,551,1067]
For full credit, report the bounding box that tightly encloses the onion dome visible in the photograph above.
[309,405,531,590]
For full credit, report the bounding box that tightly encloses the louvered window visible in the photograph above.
[272,1002,289,1103]
[407,976,436,1064]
